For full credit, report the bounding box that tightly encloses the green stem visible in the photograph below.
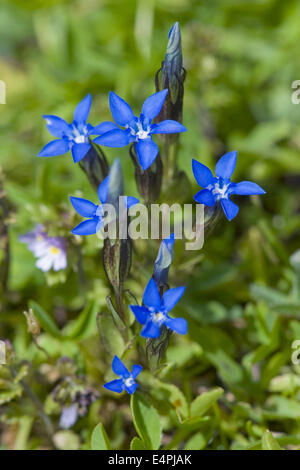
[10,366,56,447]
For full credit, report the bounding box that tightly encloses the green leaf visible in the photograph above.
[190,387,224,418]
[91,423,112,450]
[262,430,282,450]
[130,392,162,450]
[263,396,300,420]
[29,300,61,338]
[96,311,125,357]
[130,437,147,450]
[184,432,207,450]
[152,379,189,420]
[62,301,99,340]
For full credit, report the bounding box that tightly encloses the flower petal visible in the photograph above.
[151,120,187,134]
[109,91,134,126]
[97,176,110,204]
[162,286,185,312]
[143,277,161,310]
[73,94,92,124]
[36,253,53,272]
[192,159,215,187]
[90,121,119,135]
[124,382,138,394]
[221,198,239,221]
[70,196,97,218]
[164,317,188,335]
[71,217,101,235]
[193,189,215,206]
[141,321,160,338]
[38,139,70,157]
[112,355,130,378]
[135,139,159,170]
[53,252,67,271]
[130,305,150,325]
[124,196,140,209]
[42,115,71,138]
[59,404,78,429]
[94,129,131,147]
[230,181,266,196]
[141,89,168,121]
[103,379,124,393]
[131,365,143,379]
[71,143,91,163]
[215,151,237,179]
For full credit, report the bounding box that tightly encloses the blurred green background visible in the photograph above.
[1,0,300,450]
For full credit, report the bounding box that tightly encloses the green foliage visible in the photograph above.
[130,392,162,450]
[91,423,112,450]
[261,430,282,450]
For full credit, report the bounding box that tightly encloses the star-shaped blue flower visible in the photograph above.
[94,90,187,170]
[70,176,139,236]
[192,151,266,221]
[39,94,105,163]
[130,278,187,338]
[103,356,142,395]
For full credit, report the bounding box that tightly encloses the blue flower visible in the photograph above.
[70,175,139,236]
[94,90,187,170]
[39,94,105,163]
[192,151,266,221]
[103,356,142,395]
[130,278,187,338]
[153,233,175,285]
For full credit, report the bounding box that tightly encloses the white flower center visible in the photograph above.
[129,121,150,140]
[210,181,230,200]
[74,135,86,144]
[124,377,134,387]
[136,128,150,140]
[152,312,166,324]
[72,124,88,144]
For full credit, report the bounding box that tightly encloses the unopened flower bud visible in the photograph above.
[103,237,132,299]
[102,159,132,317]
[23,308,40,336]
[155,22,185,130]
[153,234,175,287]
[129,144,162,203]
[146,325,171,370]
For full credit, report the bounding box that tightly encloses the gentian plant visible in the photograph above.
[94,90,187,170]
[8,19,271,451]
[192,151,266,221]
[130,278,187,338]
[70,175,138,236]
[39,94,105,163]
[104,356,142,395]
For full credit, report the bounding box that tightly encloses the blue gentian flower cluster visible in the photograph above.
[192,151,266,221]
[104,356,142,395]
[39,91,186,171]
[37,42,266,397]
[94,90,187,170]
